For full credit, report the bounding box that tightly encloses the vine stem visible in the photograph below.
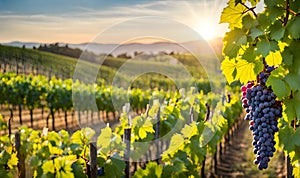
[241,3,257,18]
[283,0,290,26]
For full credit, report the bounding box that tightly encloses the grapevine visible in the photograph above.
[220,0,300,176]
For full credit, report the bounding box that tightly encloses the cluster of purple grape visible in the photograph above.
[241,65,282,170]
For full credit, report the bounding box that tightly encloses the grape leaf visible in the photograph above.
[270,21,285,40]
[256,39,279,57]
[104,153,125,178]
[266,76,290,100]
[285,73,300,91]
[223,28,247,58]
[7,153,18,169]
[292,163,300,178]
[161,134,184,159]
[181,123,197,139]
[281,47,293,66]
[265,51,282,66]
[294,128,300,146]
[283,99,296,123]
[221,57,237,84]
[133,162,163,178]
[278,125,294,152]
[293,91,300,120]
[242,14,257,29]
[220,0,248,29]
[288,16,300,39]
[250,27,264,40]
[97,126,113,149]
[236,59,262,84]
[242,46,258,62]
[42,160,55,174]
[258,14,271,29]
[132,116,155,140]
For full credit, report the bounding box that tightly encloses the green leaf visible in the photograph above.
[71,161,87,178]
[223,28,247,58]
[242,14,257,29]
[294,128,300,146]
[270,21,285,40]
[288,16,300,39]
[281,47,293,66]
[161,134,184,159]
[30,156,40,167]
[104,153,126,178]
[283,99,296,123]
[220,0,248,29]
[242,46,258,62]
[133,162,163,178]
[293,91,300,120]
[266,76,290,100]
[258,14,271,29]
[278,125,294,152]
[285,73,300,91]
[97,126,113,149]
[256,39,279,57]
[250,27,264,40]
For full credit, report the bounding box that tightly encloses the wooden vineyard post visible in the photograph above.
[124,128,131,178]
[18,104,22,125]
[189,105,194,123]
[15,132,26,178]
[205,103,210,121]
[201,156,206,178]
[64,111,68,129]
[286,155,293,178]
[8,108,13,137]
[89,142,97,178]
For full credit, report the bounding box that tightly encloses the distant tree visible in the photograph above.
[54,42,59,46]
[22,45,26,49]
[33,46,36,50]
[65,44,69,48]
[117,52,131,59]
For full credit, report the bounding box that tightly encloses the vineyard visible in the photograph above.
[1,0,300,177]
[0,73,246,177]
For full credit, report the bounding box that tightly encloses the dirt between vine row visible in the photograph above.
[0,107,121,135]
[215,120,286,178]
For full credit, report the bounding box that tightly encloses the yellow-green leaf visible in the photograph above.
[7,153,18,169]
[236,59,259,84]
[97,126,112,149]
[265,51,282,66]
[42,160,55,174]
[220,0,248,29]
[221,57,237,84]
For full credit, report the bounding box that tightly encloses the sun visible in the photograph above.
[195,21,217,40]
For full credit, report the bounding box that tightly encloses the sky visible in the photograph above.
[0,0,230,44]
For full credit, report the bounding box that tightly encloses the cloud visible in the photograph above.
[0,0,229,43]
